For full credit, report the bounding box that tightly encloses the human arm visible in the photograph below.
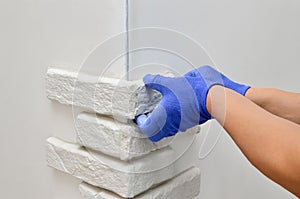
[207,85,300,198]
[246,88,300,124]
[136,68,300,197]
[186,66,300,125]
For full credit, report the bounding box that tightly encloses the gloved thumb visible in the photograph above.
[135,104,167,142]
[143,74,171,95]
[136,114,148,126]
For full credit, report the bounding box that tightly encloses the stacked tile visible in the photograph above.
[46,67,201,198]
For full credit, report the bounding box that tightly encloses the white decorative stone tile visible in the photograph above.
[46,137,194,198]
[46,67,161,120]
[76,112,201,160]
[79,167,201,199]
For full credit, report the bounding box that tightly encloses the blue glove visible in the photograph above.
[184,65,251,96]
[136,67,225,142]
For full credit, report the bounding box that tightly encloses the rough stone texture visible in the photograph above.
[45,67,161,120]
[76,112,201,161]
[78,167,201,199]
[46,137,194,198]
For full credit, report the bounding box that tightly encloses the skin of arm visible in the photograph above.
[245,88,300,125]
[207,85,300,198]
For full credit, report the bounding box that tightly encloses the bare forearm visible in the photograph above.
[207,86,300,198]
[246,88,300,124]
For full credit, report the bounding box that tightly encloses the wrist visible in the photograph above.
[206,88,212,115]
[206,85,222,115]
[206,85,227,116]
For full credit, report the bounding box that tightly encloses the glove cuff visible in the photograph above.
[235,85,251,96]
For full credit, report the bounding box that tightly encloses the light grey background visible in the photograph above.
[128,1,299,198]
[0,0,299,198]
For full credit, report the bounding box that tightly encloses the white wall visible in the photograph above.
[129,0,299,198]
[0,1,126,198]
[0,0,299,198]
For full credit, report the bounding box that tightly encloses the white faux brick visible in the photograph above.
[79,167,201,199]
[76,112,201,160]
[46,68,161,119]
[46,137,194,198]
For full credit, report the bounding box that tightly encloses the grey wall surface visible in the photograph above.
[0,1,125,199]
[128,0,299,198]
[0,0,299,199]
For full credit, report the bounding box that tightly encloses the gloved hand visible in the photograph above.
[184,65,250,96]
[137,65,251,142]
[136,66,227,142]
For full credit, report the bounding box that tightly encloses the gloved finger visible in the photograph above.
[136,104,167,139]
[136,114,147,126]
[143,74,171,95]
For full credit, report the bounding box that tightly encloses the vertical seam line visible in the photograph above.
[126,0,130,80]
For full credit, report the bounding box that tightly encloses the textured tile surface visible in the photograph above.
[46,137,194,198]
[76,112,201,160]
[46,68,161,119]
[79,167,201,199]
